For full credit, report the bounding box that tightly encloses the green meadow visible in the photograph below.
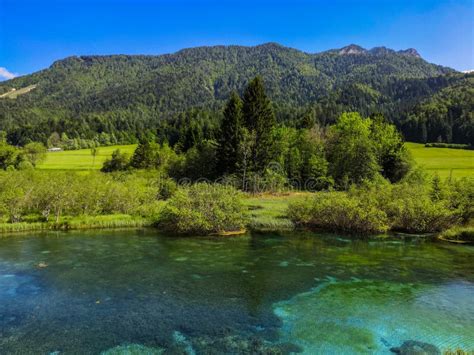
[405,142,473,179]
[37,145,137,170]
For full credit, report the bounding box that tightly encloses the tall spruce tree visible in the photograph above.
[242,76,276,172]
[217,92,243,174]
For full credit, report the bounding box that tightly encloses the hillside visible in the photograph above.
[0,43,472,145]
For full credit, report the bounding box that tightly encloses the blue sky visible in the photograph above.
[0,0,473,79]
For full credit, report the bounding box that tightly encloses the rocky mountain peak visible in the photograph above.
[398,48,421,58]
[338,44,367,55]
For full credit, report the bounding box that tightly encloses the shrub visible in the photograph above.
[158,178,178,200]
[288,192,389,234]
[445,178,474,223]
[101,149,130,172]
[388,197,459,233]
[158,183,246,235]
[384,183,460,233]
[0,171,162,223]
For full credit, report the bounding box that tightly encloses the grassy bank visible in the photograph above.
[0,214,152,234]
[0,193,304,234]
[406,142,474,179]
[438,225,474,244]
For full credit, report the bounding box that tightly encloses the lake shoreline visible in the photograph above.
[1,215,471,244]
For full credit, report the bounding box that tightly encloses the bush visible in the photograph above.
[384,182,462,233]
[158,183,246,235]
[445,178,474,223]
[288,192,389,234]
[388,196,459,233]
[101,149,130,172]
[0,171,162,223]
[288,178,467,235]
[158,178,178,200]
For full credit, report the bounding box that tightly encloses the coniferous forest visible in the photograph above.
[0,43,472,147]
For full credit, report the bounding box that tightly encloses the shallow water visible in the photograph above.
[0,230,473,354]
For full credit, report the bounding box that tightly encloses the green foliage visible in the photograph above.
[217,91,243,175]
[0,171,162,224]
[158,183,246,235]
[23,142,46,167]
[101,149,130,172]
[158,178,178,200]
[288,178,469,235]
[170,140,218,181]
[388,193,458,233]
[327,113,380,187]
[401,75,474,144]
[1,43,467,147]
[369,114,412,182]
[444,178,474,223]
[0,141,23,170]
[288,192,389,234]
[242,76,276,171]
[130,141,159,169]
[129,141,179,173]
[439,225,474,242]
[372,182,462,233]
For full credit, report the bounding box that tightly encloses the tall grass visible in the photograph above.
[0,214,152,234]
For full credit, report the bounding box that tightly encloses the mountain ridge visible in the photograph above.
[43,42,429,70]
[0,42,470,146]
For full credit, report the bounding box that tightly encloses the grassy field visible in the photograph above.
[406,142,473,179]
[0,85,37,99]
[37,145,137,170]
[37,142,473,178]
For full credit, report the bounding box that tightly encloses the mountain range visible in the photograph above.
[0,43,472,145]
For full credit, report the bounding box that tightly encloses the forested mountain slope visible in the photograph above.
[0,43,471,145]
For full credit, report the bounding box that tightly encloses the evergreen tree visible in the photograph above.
[101,149,130,172]
[130,140,158,169]
[217,92,243,175]
[430,173,444,201]
[242,76,276,172]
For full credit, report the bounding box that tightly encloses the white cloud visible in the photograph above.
[0,67,18,81]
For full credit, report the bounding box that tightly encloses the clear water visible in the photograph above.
[0,229,473,354]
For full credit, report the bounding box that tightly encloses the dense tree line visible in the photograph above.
[102,77,411,191]
[0,43,471,146]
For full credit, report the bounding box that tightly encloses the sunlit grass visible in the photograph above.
[37,144,137,170]
[0,214,151,234]
[406,142,474,179]
[243,192,311,231]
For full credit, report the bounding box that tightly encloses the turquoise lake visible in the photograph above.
[0,229,473,354]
